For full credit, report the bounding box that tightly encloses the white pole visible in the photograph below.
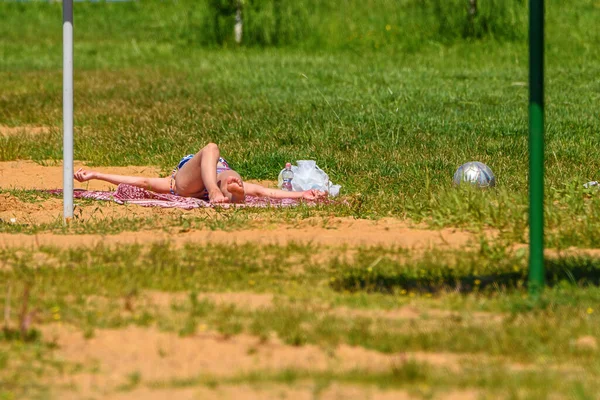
[63,0,73,222]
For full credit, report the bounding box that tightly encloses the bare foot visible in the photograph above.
[208,188,229,204]
[226,176,245,203]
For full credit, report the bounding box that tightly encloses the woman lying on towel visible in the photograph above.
[74,143,327,204]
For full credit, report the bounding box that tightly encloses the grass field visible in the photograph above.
[2,0,600,399]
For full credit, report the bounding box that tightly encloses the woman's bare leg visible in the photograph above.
[74,168,171,193]
[174,143,228,203]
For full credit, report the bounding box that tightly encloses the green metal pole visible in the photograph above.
[528,0,545,298]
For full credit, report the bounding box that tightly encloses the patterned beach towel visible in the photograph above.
[48,184,306,210]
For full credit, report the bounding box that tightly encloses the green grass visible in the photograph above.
[1,24,600,230]
[2,1,600,397]
[2,242,600,397]
[0,191,350,234]
[0,335,65,400]
[0,0,531,50]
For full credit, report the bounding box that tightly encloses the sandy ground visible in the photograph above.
[0,160,497,399]
[88,290,505,326]
[0,160,162,192]
[0,288,497,399]
[31,289,513,399]
[75,385,479,400]
[0,161,479,251]
[0,125,53,137]
[42,321,474,400]
[5,161,599,260]
[43,323,464,383]
[0,219,476,250]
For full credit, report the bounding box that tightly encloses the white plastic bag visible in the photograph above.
[278,160,341,197]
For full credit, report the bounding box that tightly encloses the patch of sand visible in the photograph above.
[63,291,275,315]
[0,160,162,191]
[0,162,279,224]
[0,193,23,213]
[0,193,201,225]
[510,243,600,259]
[0,217,476,250]
[83,291,273,314]
[145,290,274,310]
[55,383,479,400]
[333,305,504,323]
[0,125,53,137]
[42,323,467,397]
[0,161,480,250]
[85,290,504,326]
[574,335,598,351]
[0,160,275,192]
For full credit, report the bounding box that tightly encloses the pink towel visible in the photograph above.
[48,184,307,209]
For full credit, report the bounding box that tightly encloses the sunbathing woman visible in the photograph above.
[74,143,327,204]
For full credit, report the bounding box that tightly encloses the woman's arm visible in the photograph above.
[74,168,171,194]
[244,183,327,200]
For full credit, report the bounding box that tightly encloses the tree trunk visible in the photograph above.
[234,0,243,44]
[467,0,477,36]
[468,0,478,19]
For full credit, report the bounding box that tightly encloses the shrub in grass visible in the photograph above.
[199,0,527,47]
[198,0,311,47]
[0,0,527,51]
[425,0,526,42]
